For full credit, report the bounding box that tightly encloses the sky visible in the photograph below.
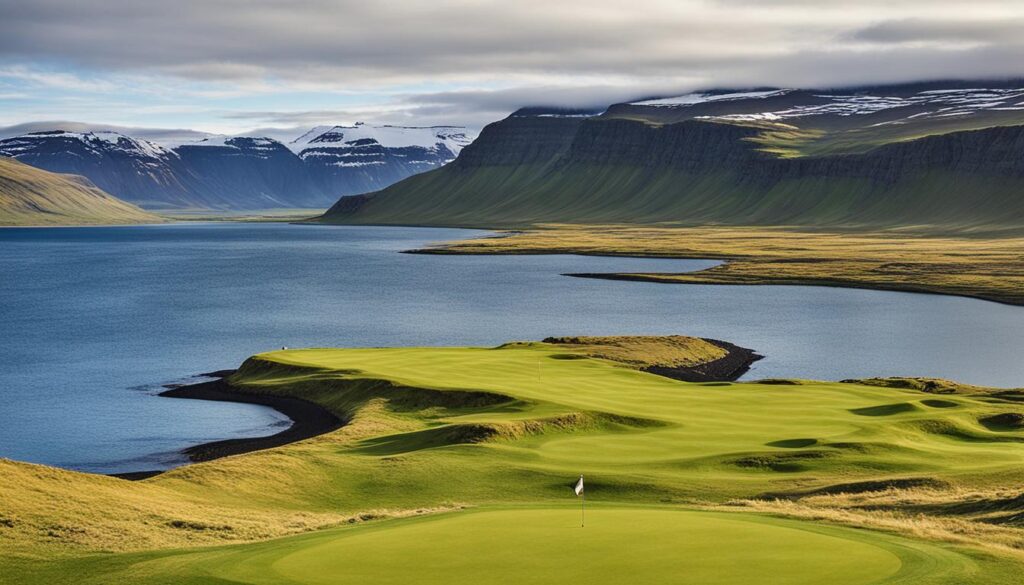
[1,0,1024,142]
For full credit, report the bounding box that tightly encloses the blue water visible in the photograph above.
[1,223,1023,474]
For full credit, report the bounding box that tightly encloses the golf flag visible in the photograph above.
[573,475,585,527]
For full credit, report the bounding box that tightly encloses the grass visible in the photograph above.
[320,115,1024,232]
[4,340,1024,583]
[417,224,1024,305]
[0,157,162,226]
[539,335,727,368]
[158,208,325,223]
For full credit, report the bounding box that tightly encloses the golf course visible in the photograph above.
[4,336,1024,583]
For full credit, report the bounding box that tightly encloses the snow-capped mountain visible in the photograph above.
[290,123,472,158]
[0,130,175,163]
[0,130,197,208]
[0,124,476,209]
[172,136,323,208]
[288,124,473,198]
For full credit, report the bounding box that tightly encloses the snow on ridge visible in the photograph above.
[288,123,474,155]
[693,87,1024,123]
[631,90,792,107]
[177,135,282,150]
[13,129,172,159]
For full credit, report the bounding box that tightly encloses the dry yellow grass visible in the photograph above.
[724,484,1024,556]
[421,224,1024,305]
[0,157,161,226]
[539,335,727,368]
[0,402,433,556]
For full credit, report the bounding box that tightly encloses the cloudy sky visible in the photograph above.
[1,0,1023,140]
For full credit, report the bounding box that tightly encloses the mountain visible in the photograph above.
[173,136,322,208]
[0,130,198,209]
[0,125,474,210]
[320,80,1024,231]
[290,124,472,197]
[0,157,162,226]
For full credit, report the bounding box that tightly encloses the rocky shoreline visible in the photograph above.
[112,371,344,480]
[641,339,762,383]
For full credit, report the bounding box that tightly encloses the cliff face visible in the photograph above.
[453,115,584,168]
[560,119,762,169]
[322,113,1024,230]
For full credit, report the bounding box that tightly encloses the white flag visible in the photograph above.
[573,475,584,496]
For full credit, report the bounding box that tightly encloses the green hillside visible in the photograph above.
[4,338,1024,583]
[0,157,162,226]
[320,82,1024,231]
[319,115,1024,230]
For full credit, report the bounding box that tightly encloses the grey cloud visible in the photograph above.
[218,83,693,133]
[2,1,1022,86]
[3,1,1024,131]
[0,120,214,143]
[853,18,1024,44]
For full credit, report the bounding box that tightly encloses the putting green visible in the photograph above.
[133,508,970,585]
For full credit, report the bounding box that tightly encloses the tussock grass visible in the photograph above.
[727,485,1024,556]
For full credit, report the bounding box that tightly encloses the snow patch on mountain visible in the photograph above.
[289,123,473,156]
[695,87,1024,123]
[181,136,280,149]
[3,130,174,160]
[632,90,791,107]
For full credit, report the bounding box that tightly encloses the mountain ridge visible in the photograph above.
[0,125,474,210]
[319,80,1024,231]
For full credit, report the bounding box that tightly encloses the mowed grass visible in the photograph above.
[26,507,981,585]
[420,224,1024,305]
[4,342,1024,583]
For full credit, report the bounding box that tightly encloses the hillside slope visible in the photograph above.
[0,157,161,226]
[321,81,1024,231]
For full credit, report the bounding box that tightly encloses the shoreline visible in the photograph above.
[412,248,1019,307]
[113,336,756,481]
[642,339,762,383]
[112,372,344,480]
[403,227,1024,307]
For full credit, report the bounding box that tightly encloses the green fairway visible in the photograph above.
[4,339,1024,583]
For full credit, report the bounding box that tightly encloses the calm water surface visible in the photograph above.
[2,223,1022,473]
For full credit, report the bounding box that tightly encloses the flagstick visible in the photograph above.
[581,474,585,528]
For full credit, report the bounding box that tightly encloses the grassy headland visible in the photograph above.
[412,224,1024,305]
[3,337,1024,583]
[0,157,163,227]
